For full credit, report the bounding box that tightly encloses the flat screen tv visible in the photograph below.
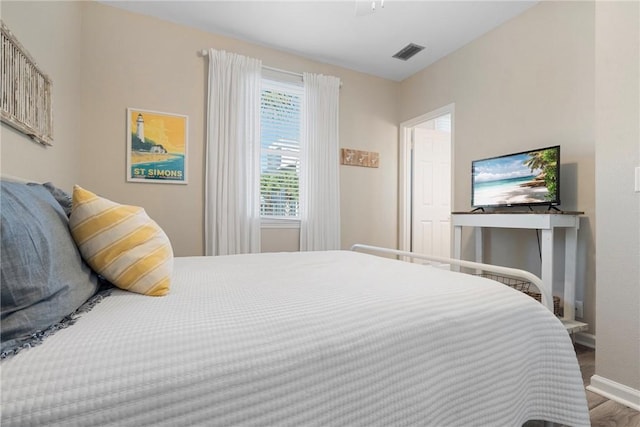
[471,145,560,209]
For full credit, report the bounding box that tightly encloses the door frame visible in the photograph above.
[399,103,455,253]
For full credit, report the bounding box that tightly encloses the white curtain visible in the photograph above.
[205,49,262,256]
[299,73,341,251]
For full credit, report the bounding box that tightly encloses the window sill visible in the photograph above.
[261,218,301,229]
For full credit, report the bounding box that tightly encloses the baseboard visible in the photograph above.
[573,332,595,348]
[587,375,640,411]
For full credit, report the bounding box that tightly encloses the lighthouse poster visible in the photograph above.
[126,108,188,184]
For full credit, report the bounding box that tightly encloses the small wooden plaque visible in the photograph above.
[341,148,379,168]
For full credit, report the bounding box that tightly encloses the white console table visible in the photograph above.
[451,212,587,332]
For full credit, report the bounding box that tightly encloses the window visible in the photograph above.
[260,78,304,219]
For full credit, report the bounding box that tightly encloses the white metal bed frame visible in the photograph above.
[350,244,588,334]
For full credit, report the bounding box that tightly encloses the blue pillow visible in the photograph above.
[1,181,101,354]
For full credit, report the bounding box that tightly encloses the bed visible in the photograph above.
[0,180,589,426]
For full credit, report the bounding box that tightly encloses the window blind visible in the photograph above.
[260,78,303,218]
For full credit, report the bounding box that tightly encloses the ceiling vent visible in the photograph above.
[392,43,425,61]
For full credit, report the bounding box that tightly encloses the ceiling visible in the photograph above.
[101,0,538,82]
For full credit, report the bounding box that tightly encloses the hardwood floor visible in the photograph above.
[575,344,640,427]
[525,344,640,427]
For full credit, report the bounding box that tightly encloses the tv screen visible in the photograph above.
[471,145,560,208]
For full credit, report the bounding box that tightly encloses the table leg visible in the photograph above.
[475,227,483,274]
[540,229,554,313]
[564,227,578,321]
[453,225,462,272]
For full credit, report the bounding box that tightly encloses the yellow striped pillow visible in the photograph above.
[69,185,173,296]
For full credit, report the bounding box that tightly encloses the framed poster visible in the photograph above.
[126,108,188,184]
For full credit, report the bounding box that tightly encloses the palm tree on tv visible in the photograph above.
[524,148,558,201]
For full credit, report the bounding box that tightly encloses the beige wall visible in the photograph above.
[399,1,597,333]
[594,0,640,392]
[1,1,398,257]
[1,1,84,189]
[75,1,398,256]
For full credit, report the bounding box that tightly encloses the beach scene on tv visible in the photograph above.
[472,147,558,207]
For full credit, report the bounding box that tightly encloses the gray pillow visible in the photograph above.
[41,182,73,217]
[1,181,100,354]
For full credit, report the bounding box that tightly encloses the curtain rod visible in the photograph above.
[199,49,303,79]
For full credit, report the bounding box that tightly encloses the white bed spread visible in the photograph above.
[0,250,589,426]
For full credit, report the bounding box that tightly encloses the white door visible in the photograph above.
[411,117,451,258]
